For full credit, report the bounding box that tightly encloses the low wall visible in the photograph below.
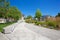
[3,20,23,34]
[3,23,18,34]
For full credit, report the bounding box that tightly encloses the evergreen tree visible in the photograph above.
[35,9,42,21]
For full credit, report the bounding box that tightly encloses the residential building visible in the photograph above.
[40,15,51,22]
[0,18,6,23]
[7,18,15,22]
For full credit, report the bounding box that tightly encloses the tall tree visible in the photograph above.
[35,9,42,21]
[6,7,22,21]
[0,0,10,18]
[26,15,32,19]
[56,13,60,17]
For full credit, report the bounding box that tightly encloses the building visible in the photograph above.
[7,18,15,22]
[47,17,56,21]
[40,15,51,22]
[0,18,6,23]
[0,18,15,23]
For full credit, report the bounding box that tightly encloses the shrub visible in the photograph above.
[25,19,30,23]
[29,20,36,23]
[25,19,36,23]
[35,21,40,25]
[40,22,46,25]
[46,21,56,28]
[35,21,47,26]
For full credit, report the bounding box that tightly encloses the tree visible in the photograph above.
[6,7,22,21]
[0,0,22,21]
[26,15,32,19]
[56,13,60,17]
[0,0,10,18]
[35,9,42,21]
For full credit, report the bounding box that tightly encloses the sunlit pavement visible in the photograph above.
[5,22,51,40]
[25,23,60,40]
[0,32,9,40]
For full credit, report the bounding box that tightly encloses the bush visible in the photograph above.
[35,21,46,26]
[35,21,57,29]
[25,19,36,23]
[35,21,40,25]
[31,20,36,23]
[25,19,30,23]
[46,21,56,28]
[0,22,15,32]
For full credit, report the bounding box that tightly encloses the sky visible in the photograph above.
[10,0,60,17]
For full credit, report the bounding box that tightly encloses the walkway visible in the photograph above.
[25,23,60,40]
[0,32,9,40]
[5,22,50,40]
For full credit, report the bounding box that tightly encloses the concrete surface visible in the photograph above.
[25,23,60,40]
[5,22,51,40]
[3,23,18,34]
[1,20,60,40]
[0,32,9,40]
[3,20,23,34]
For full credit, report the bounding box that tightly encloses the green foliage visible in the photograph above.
[35,21,46,25]
[46,21,56,28]
[0,22,15,32]
[56,13,60,17]
[0,0,22,21]
[0,0,10,18]
[30,20,36,23]
[0,0,10,11]
[25,19,36,23]
[35,21,57,28]
[25,19,31,23]
[6,7,22,20]
[0,0,2,2]
[35,9,42,21]
[35,21,40,25]
[26,15,32,19]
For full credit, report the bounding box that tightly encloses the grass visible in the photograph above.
[0,22,15,32]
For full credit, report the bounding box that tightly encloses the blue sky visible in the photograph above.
[10,0,60,17]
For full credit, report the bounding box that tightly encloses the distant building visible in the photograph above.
[0,18,6,23]
[7,18,15,22]
[40,15,51,22]
[47,17,56,21]
[0,18,15,23]
[34,15,53,22]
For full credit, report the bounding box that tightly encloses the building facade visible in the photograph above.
[0,18,6,23]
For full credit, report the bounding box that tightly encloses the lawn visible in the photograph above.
[0,22,15,32]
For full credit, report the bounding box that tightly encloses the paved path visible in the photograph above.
[25,23,60,40]
[0,32,9,40]
[5,22,51,40]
